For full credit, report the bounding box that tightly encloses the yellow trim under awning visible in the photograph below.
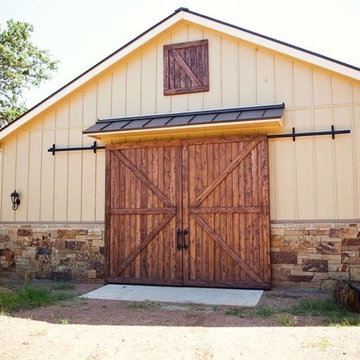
[85,117,283,142]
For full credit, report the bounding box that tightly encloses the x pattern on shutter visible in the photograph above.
[163,39,209,96]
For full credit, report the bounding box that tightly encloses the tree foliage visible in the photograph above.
[0,19,58,127]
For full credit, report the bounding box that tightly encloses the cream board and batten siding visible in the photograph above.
[1,21,360,222]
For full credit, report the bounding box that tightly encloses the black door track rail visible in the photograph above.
[267,125,350,141]
[48,126,350,155]
[48,141,105,155]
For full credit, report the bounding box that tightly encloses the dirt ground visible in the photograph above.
[1,281,360,359]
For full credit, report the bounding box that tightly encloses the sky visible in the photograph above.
[1,0,360,108]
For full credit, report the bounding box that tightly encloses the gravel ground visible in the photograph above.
[0,281,359,359]
[1,316,360,360]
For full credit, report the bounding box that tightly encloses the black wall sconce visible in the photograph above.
[10,190,20,210]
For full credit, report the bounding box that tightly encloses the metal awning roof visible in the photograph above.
[83,103,285,135]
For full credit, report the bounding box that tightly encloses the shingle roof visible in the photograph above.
[83,103,285,134]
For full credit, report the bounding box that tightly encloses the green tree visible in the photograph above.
[0,19,58,127]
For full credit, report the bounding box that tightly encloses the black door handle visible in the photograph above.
[176,229,183,250]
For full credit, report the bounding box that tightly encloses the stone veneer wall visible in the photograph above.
[271,222,360,290]
[0,223,105,282]
[0,222,359,288]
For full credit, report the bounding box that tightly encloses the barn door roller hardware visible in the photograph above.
[267,125,350,141]
[48,141,105,155]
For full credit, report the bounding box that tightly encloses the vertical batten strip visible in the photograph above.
[38,118,44,221]
[94,81,99,220]
[110,72,114,118]
[80,90,84,221]
[26,127,31,221]
[330,75,339,219]
[14,134,19,222]
[254,46,258,104]
[125,63,128,116]
[310,68,318,219]
[291,61,299,220]
[66,100,70,222]
[52,109,57,222]
[350,83,358,218]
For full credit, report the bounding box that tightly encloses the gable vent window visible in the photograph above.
[163,39,209,96]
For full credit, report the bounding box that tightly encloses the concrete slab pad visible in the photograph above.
[81,284,263,307]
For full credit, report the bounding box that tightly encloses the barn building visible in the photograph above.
[0,8,359,290]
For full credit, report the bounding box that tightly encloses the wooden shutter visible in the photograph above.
[163,39,209,95]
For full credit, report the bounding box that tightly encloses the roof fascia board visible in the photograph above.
[182,12,360,81]
[0,11,184,141]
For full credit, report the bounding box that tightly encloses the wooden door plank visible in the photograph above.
[232,141,240,281]
[157,146,164,279]
[134,149,141,278]
[219,143,227,281]
[175,145,183,281]
[207,142,215,281]
[213,142,221,282]
[105,149,112,277]
[201,142,209,281]
[163,147,171,280]
[181,143,190,282]
[225,142,233,282]
[140,147,148,278]
[190,140,260,208]
[191,213,263,283]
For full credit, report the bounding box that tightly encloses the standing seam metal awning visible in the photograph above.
[83,103,285,135]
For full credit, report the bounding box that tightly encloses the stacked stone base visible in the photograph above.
[0,223,104,282]
[0,222,359,288]
[271,222,360,290]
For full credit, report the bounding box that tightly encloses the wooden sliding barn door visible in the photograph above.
[182,136,271,289]
[105,136,271,289]
[105,142,183,285]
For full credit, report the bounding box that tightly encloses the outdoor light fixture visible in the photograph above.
[10,190,20,210]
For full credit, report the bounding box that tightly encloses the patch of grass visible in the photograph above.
[126,301,154,310]
[52,283,75,291]
[193,306,207,311]
[0,286,72,312]
[290,298,339,316]
[255,305,275,317]
[225,307,241,316]
[60,318,69,324]
[327,315,360,327]
[278,314,298,326]
[59,298,88,309]
[290,298,360,326]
